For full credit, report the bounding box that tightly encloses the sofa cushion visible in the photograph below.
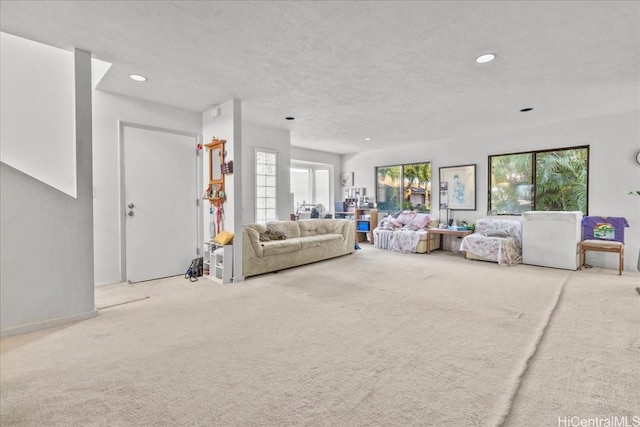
[261,239,302,256]
[299,234,343,250]
[298,219,330,236]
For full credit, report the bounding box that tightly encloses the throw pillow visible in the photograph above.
[214,230,234,245]
[396,210,417,225]
[390,218,402,227]
[262,228,287,241]
[259,232,271,242]
[409,214,431,229]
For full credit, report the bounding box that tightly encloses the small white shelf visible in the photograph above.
[202,241,233,284]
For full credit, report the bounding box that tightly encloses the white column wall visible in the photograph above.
[202,100,244,281]
[1,49,95,337]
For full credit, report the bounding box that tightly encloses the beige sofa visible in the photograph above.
[242,219,355,277]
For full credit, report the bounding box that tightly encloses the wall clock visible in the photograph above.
[636,150,640,165]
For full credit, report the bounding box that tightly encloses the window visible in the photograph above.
[314,169,330,210]
[376,162,431,212]
[256,149,277,224]
[290,162,331,213]
[489,146,589,215]
[290,167,310,209]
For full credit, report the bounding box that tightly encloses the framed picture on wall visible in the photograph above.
[439,164,476,210]
[341,172,354,187]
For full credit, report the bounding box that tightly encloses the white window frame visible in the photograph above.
[255,148,278,224]
[290,160,332,213]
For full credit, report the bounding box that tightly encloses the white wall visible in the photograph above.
[343,111,640,271]
[0,32,76,197]
[1,49,95,337]
[241,122,291,224]
[92,91,202,285]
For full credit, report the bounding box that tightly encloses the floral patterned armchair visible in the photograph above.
[459,219,523,266]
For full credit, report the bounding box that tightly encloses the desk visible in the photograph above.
[426,228,472,253]
[334,211,355,218]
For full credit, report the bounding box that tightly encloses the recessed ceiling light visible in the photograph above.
[129,74,147,82]
[285,117,295,120]
[520,107,534,112]
[475,53,496,64]
[364,137,372,141]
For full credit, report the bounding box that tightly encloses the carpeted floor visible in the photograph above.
[1,246,639,426]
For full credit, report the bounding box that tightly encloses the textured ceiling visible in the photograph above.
[1,1,638,154]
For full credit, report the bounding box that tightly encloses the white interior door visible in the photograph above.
[123,125,198,283]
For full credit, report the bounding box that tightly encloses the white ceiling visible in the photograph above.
[1,1,638,154]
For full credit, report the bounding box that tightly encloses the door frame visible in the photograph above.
[118,121,202,282]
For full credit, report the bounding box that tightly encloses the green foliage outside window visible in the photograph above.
[490,153,532,214]
[490,146,588,215]
[535,149,588,212]
[376,166,401,212]
[376,162,431,212]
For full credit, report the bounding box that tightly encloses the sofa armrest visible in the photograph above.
[243,227,263,258]
[333,219,351,241]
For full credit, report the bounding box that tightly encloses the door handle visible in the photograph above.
[128,203,135,209]
[128,211,134,217]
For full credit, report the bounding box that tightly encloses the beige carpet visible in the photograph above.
[94,281,151,310]
[1,246,638,426]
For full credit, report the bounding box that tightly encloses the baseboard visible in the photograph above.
[95,280,129,287]
[0,309,98,339]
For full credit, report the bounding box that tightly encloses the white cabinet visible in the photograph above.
[522,211,583,270]
[203,241,233,283]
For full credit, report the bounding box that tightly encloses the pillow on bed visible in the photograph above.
[389,218,403,228]
[396,210,417,225]
[409,214,431,229]
[378,218,402,230]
